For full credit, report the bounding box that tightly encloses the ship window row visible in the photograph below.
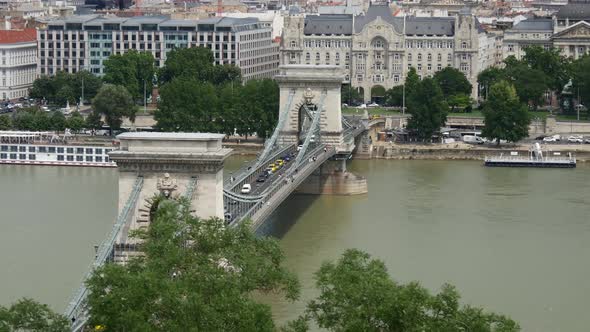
[0,146,110,155]
[1,153,108,162]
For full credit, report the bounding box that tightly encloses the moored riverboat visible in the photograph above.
[0,131,117,168]
[484,143,576,168]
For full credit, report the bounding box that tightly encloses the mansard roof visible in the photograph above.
[303,4,457,36]
[510,18,554,31]
[353,5,404,33]
[405,17,455,36]
[304,14,353,35]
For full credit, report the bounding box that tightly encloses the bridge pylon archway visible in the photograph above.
[275,65,344,149]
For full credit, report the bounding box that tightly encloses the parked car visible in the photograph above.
[368,102,379,107]
[357,104,367,109]
[567,135,583,143]
[584,138,590,144]
[543,136,558,142]
[462,135,484,144]
[241,183,251,194]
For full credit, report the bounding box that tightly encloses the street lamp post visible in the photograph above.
[143,79,147,114]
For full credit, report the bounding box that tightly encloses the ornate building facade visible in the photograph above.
[281,5,492,102]
[503,0,590,61]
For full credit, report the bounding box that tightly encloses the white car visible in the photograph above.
[241,184,251,194]
[297,144,303,151]
[543,136,558,142]
[356,104,367,109]
[368,102,379,107]
[585,138,590,144]
[567,136,583,143]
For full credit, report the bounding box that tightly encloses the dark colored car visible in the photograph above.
[256,175,266,183]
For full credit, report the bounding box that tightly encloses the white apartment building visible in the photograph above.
[37,15,279,81]
[0,28,37,100]
[281,5,496,101]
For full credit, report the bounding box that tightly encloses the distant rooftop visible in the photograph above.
[556,0,590,19]
[510,18,553,31]
[0,28,36,44]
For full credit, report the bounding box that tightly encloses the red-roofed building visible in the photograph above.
[0,28,37,100]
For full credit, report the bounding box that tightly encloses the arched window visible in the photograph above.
[417,53,422,61]
[372,38,385,49]
[427,53,432,61]
[290,40,297,48]
[461,41,467,49]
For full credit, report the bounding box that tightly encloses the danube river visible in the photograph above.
[1,160,590,331]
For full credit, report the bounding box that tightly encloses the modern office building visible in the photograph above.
[281,5,495,101]
[37,15,279,81]
[0,28,37,100]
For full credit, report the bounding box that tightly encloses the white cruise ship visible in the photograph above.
[0,131,117,168]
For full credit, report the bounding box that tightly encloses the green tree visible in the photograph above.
[86,198,299,331]
[155,78,219,132]
[242,79,279,139]
[211,64,242,85]
[433,66,472,97]
[85,111,103,131]
[522,46,569,92]
[406,77,448,141]
[482,81,531,145]
[290,249,519,332]
[159,47,216,84]
[507,65,549,110]
[0,114,12,130]
[384,85,404,107]
[478,67,506,100]
[12,110,37,131]
[73,70,103,104]
[447,93,472,112]
[29,75,55,103]
[405,67,420,97]
[341,84,362,105]
[66,111,85,133]
[103,50,156,102]
[571,55,590,117]
[0,298,69,332]
[50,111,67,132]
[217,82,242,136]
[92,84,137,134]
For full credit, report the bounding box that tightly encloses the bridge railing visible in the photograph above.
[224,144,295,193]
[232,144,334,225]
[64,176,144,331]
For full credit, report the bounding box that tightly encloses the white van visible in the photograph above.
[462,135,484,144]
[241,184,251,194]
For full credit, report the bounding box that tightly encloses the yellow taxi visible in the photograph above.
[275,159,285,166]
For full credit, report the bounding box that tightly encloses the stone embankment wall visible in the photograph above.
[371,143,590,162]
[296,171,368,195]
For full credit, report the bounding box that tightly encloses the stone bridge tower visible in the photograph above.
[275,65,345,149]
[109,133,231,262]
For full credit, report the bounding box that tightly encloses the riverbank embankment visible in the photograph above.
[369,141,590,162]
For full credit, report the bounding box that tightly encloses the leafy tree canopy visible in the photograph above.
[103,50,156,102]
[433,66,473,97]
[86,198,299,331]
[0,298,69,332]
[91,84,137,133]
[406,77,448,141]
[482,80,531,144]
[29,71,102,106]
[0,114,11,130]
[286,249,519,332]
[159,47,241,85]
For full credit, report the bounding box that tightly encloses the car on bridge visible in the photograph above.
[275,159,285,167]
[256,174,266,183]
[241,184,251,194]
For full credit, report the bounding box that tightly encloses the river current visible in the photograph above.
[1,160,589,331]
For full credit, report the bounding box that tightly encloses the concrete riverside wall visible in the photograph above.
[373,144,590,161]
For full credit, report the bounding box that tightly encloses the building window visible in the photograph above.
[427,53,432,61]
[76,156,83,161]
[417,64,422,70]
[437,54,442,62]
[357,74,363,82]
[408,54,412,62]
[461,42,467,49]
[460,63,469,72]
[437,64,442,71]
[325,53,330,64]
[290,40,297,48]
[373,39,384,48]
[508,44,514,52]
[393,75,400,83]
[427,64,432,71]
[447,54,452,62]
[305,52,310,62]
[417,53,422,61]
